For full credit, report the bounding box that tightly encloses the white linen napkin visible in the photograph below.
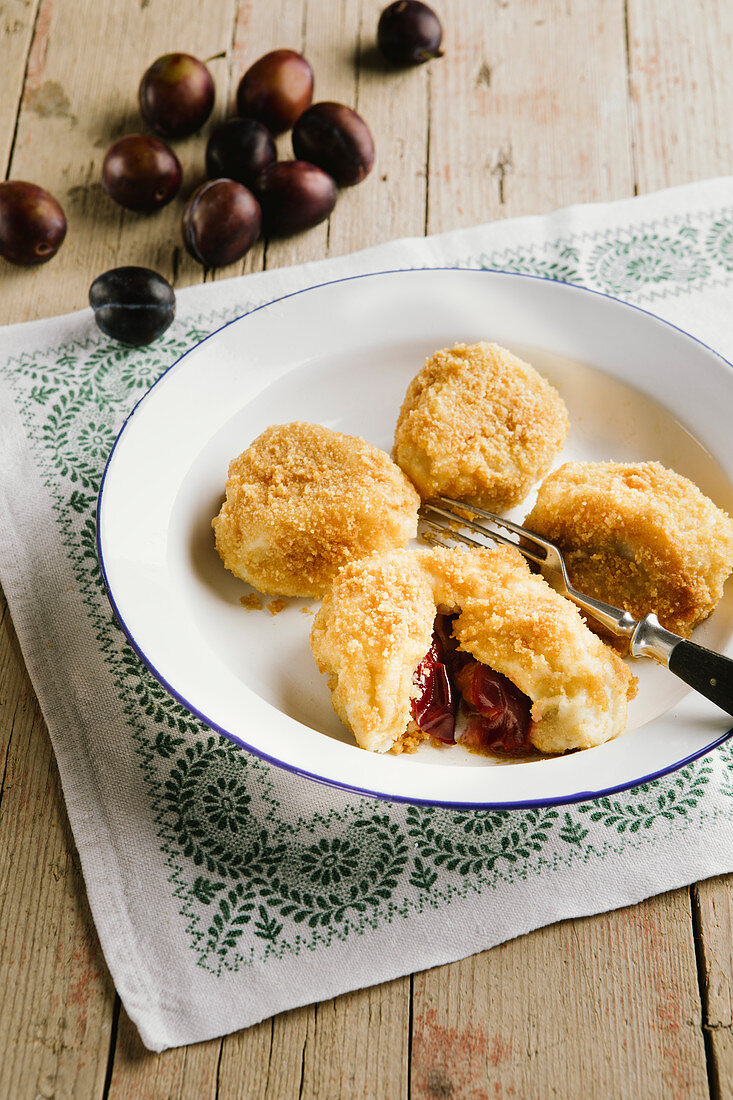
[1,177,733,1052]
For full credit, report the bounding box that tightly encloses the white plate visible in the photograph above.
[97,269,733,808]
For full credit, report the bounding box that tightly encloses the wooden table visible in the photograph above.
[1,1,732,1096]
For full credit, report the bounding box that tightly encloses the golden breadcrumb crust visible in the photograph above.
[393,343,569,510]
[310,545,636,756]
[212,422,420,598]
[526,461,733,648]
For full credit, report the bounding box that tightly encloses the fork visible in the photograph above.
[420,496,733,717]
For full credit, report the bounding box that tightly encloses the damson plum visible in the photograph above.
[0,181,66,266]
[102,135,182,212]
[255,161,336,236]
[89,266,175,346]
[236,50,313,134]
[377,1,444,66]
[139,53,215,138]
[205,118,277,188]
[182,179,261,267]
[292,103,374,187]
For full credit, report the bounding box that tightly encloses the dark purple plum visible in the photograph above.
[377,1,443,66]
[102,134,182,212]
[182,179,261,267]
[292,102,374,187]
[236,49,313,134]
[89,266,175,346]
[205,118,277,188]
[139,53,215,138]
[0,181,66,266]
[255,161,337,236]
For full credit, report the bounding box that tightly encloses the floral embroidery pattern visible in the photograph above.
[472,208,733,301]
[3,204,733,975]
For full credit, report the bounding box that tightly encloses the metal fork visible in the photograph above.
[420,496,733,717]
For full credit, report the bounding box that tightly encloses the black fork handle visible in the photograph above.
[668,640,733,717]
[631,614,733,718]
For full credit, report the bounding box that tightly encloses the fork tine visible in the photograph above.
[438,495,556,552]
[421,516,489,552]
[424,499,637,642]
[420,524,454,550]
[420,503,547,567]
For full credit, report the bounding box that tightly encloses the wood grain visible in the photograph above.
[0,587,114,1100]
[626,0,733,193]
[0,0,42,174]
[218,978,410,1099]
[106,1009,220,1100]
[427,0,634,233]
[217,982,410,1100]
[695,877,733,1099]
[411,892,710,1100]
[0,0,238,324]
[324,0,431,255]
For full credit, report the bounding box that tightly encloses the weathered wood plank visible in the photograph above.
[628,2,733,1094]
[0,583,114,1100]
[218,1009,309,1099]
[694,877,733,1099]
[218,980,410,1099]
[0,0,238,324]
[626,0,733,192]
[106,1008,221,1100]
[411,893,710,1100]
[324,0,430,255]
[0,0,42,174]
[0,0,240,1093]
[427,0,634,234]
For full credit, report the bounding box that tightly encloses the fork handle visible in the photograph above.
[631,614,733,717]
[667,641,733,717]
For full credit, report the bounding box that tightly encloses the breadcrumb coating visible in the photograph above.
[393,343,569,510]
[526,461,733,647]
[311,545,636,756]
[213,422,420,598]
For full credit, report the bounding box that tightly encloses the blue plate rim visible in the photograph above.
[96,266,733,809]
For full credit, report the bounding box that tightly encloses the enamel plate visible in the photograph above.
[97,269,733,807]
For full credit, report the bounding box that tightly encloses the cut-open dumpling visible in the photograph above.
[310,545,636,757]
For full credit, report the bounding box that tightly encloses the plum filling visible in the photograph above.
[454,659,535,757]
[410,629,456,743]
[410,614,535,757]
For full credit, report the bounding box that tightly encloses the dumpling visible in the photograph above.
[393,342,568,510]
[526,461,733,646]
[213,422,420,598]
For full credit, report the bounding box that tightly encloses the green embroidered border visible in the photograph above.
[4,204,733,976]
